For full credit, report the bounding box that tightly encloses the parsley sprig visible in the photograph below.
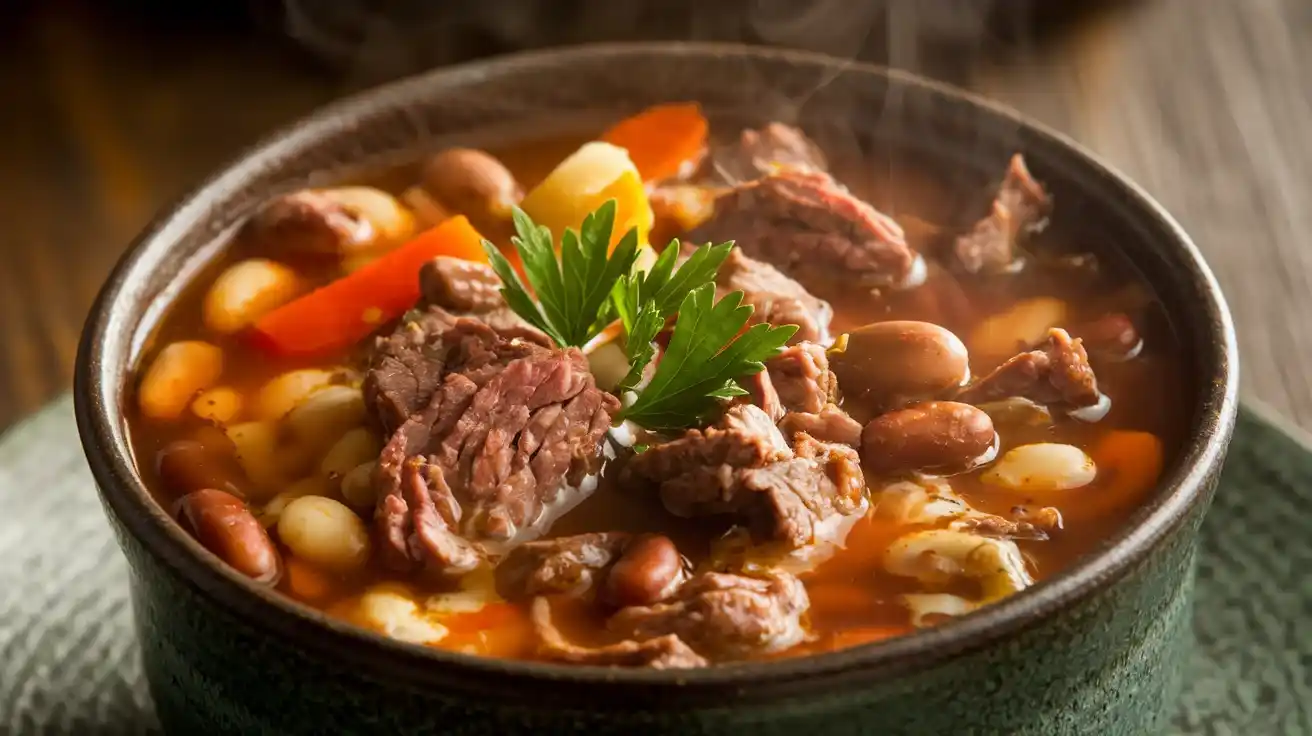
[483,198,795,432]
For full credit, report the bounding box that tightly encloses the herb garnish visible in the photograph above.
[483,198,795,432]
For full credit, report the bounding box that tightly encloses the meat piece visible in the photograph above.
[953,154,1052,274]
[734,370,784,423]
[420,256,505,313]
[706,123,828,184]
[371,322,620,577]
[628,405,865,550]
[766,342,837,414]
[531,598,708,669]
[956,328,1102,410]
[496,532,631,600]
[689,170,918,290]
[608,570,810,660]
[778,404,862,446]
[712,247,832,345]
[950,514,1050,541]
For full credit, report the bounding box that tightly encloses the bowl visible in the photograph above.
[75,42,1238,735]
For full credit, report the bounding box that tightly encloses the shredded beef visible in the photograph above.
[531,598,709,668]
[953,154,1052,274]
[709,246,833,345]
[778,404,862,447]
[495,532,631,600]
[956,328,1102,410]
[689,170,917,290]
[371,321,619,577]
[608,570,810,660]
[627,405,864,549]
[951,514,1050,541]
[705,123,829,184]
[766,342,837,414]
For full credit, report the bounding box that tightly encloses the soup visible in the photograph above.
[127,104,1183,668]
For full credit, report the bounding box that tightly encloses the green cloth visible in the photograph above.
[0,396,1306,734]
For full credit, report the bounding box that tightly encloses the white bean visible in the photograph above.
[226,421,293,497]
[358,585,449,644]
[277,496,371,573]
[982,443,1096,493]
[885,529,1033,601]
[202,258,301,335]
[284,385,367,458]
[258,475,328,526]
[138,341,224,420]
[320,427,382,482]
[252,369,336,420]
[969,297,1067,362]
[191,386,243,424]
[339,461,377,509]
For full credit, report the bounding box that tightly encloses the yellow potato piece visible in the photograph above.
[520,142,653,250]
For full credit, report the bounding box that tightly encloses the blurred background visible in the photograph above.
[0,0,1308,431]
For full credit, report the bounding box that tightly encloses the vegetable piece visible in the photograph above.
[250,216,487,358]
[619,284,797,432]
[1081,430,1165,519]
[138,341,224,421]
[519,142,652,249]
[203,258,302,335]
[277,495,372,573]
[284,555,337,601]
[484,200,641,348]
[600,103,709,183]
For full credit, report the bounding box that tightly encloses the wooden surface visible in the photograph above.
[1,0,1308,430]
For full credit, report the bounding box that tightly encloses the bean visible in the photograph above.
[319,187,415,248]
[861,401,997,476]
[603,534,685,608]
[157,438,251,500]
[320,427,382,482]
[258,475,329,527]
[969,297,1068,363]
[277,496,371,573]
[284,385,367,458]
[178,489,281,584]
[339,461,377,509]
[982,442,1096,493]
[246,187,414,257]
[202,258,301,335]
[137,341,224,420]
[190,386,244,424]
[421,148,522,224]
[1070,313,1142,361]
[829,321,970,416]
[226,420,294,497]
[252,369,336,420]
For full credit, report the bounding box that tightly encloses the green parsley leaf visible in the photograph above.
[619,284,798,432]
[483,199,640,348]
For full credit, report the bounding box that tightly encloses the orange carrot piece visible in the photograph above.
[828,626,911,649]
[249,216,488,358]
[442,602,525,634]
[1084,430,1166,519]
[601,103,709,183]
[284,556,336,601]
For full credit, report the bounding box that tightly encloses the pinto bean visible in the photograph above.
[861,401,997,476]
[1069,313,1142,361]
[421,148,522,224]
[177,489,281,584]
[157,439,251,500]
[603,534,685,608]
[829,321,970,415]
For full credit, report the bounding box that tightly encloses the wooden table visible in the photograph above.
[2,0,1307,430]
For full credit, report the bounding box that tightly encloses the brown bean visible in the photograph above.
[861,401,997,476]
[830,321,970,416]
[604,534,685,608]
[177,489,281,584]
[421,148,522,224]
[1069,313,1142,360]
[244,190,372,257]
[156,439,251,501]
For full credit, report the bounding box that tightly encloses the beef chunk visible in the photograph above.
[608,570,810,660]
[531,598,708,669]
[712,247,833,345]
[706,123,828,184]
[689,171,918,290]
[957,328,1102,411]
[372,323,620,577]
[495,532,631,600]
[778,404,862,447]
[420,256,505,313]
[766,342,837,414]
[627,405,864,550]
[953,154,1052,274]
[735,370,784,423]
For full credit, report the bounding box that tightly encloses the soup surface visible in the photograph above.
[128,104,1185,667]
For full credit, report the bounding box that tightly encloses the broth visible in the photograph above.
[127,113,1185,666]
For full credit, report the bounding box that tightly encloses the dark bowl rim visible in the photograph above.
[74,41,1239,701]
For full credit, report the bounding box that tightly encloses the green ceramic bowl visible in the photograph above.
[74,43,1238,735]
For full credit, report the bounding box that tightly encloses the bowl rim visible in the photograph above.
[74,40,1238,702]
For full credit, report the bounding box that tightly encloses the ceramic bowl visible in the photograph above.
[75,43,1238,735]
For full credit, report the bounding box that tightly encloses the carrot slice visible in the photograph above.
[1082,430,1165,519]
[601,103,709,183]
[284,556,336,601]
[249,216,488,358]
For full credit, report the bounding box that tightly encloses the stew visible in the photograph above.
[128,104,1185,668]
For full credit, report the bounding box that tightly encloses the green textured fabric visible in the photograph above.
[0,395,1307,734]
